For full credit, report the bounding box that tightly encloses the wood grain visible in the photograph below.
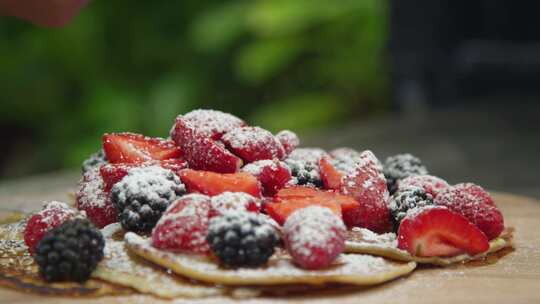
[0,191,538,304]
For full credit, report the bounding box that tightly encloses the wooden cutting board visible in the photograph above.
[0,191,539,304]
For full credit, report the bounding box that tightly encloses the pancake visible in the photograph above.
[345,227,514,266]
[92,224,224,299]
[124,232,417,286]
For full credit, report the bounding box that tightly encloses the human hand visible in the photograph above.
[0,0,89,27]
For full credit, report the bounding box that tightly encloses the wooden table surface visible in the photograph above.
[0,183,539,303]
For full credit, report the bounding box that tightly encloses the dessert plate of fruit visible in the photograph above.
[0,109,520,301]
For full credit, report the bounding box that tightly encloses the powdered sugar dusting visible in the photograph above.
[181,109,245,139]
[114,166,185,203]
[210,192,261,215]
[39,201,77,226]
[347,227,398,248]
[97,237,222,298]
[399,175,450,198]
[221,126,284,161]
[125,232,415,284]
[283,206,346,261]
[77,168,107,208]
[285,148,328,186]
[242,160,277,176]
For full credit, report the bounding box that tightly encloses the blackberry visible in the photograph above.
[34,219,104,282]
[111,166,186,232]
[207,212,280,268]
[383,153,428,194]
[81,149,107,173]
[389,186,434,227]
[284,148,328,188]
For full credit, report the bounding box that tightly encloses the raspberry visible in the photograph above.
[275,130,300,156]
[207,212,280,268]
[434,183,504,240]
[284,148,328,188]
[398,174,449,198]
[151,194,212,253]
[389,186,434,226]
[76,167,118,228]
[383,153,428,194]
[242,160,292,196]
[34,219,105,282]
[209,192,261,217]
[283,206,346,270]
[111,166,186,232]
[24,201,77,255]
[221,126,286,163]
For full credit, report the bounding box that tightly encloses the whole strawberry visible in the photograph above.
[434,183,504,240]
[151,194,212,253]
[24,201,77,255]
[340,150,392,233]
[283,206,346,270]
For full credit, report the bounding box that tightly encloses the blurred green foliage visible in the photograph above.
[0,0,388,177]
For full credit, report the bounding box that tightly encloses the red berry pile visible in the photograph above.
[69,108,507,269]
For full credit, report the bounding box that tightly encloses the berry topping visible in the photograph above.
[24,201,77,255]
[283,206,346,270]
[34,219,105,282]
[151,194,212,253]
[180,169,262,197]
[398,175,449,198]
[111,166,186,232]
[319,156,344,190]
[266,198,341,226]
[103,132,182,164]
[397,206,489,257]
[434,183,504,240]
[81,149,107,174]
[99,159,188,192]
[284,148,328,188]
[178,109,246,140]
[389,186,434,227]
[340,150,392,233]
[383,153,428,194]
[209,192,261,217]
[171,116,243,173]
[275,130,300,156]
[242,160,292,196]
[221,126,285,163]
[76,168,118,228]
[207,212,280,268]
[272,186,360,227]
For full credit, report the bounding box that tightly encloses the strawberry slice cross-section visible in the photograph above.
[397,206,489,257]
[179,169,262,197]
[103,132,182,164]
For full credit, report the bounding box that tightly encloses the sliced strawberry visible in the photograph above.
[100,163,135,192]
[243,160,292,196]
[99,159,188,192]
[179,109,246,140]
[265,198,342,226]
[397,206,489,257]
[319,156,343,190]
[103,132,181,164]
[275,186,320,199]
[273,186,360,226]
[275,130,300,157]
[340,150,393,233]
[179,169,262,197]
[171,117,242,173]
[221,126,285,163]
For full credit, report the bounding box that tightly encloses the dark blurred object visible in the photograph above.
[390,0,540,111]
